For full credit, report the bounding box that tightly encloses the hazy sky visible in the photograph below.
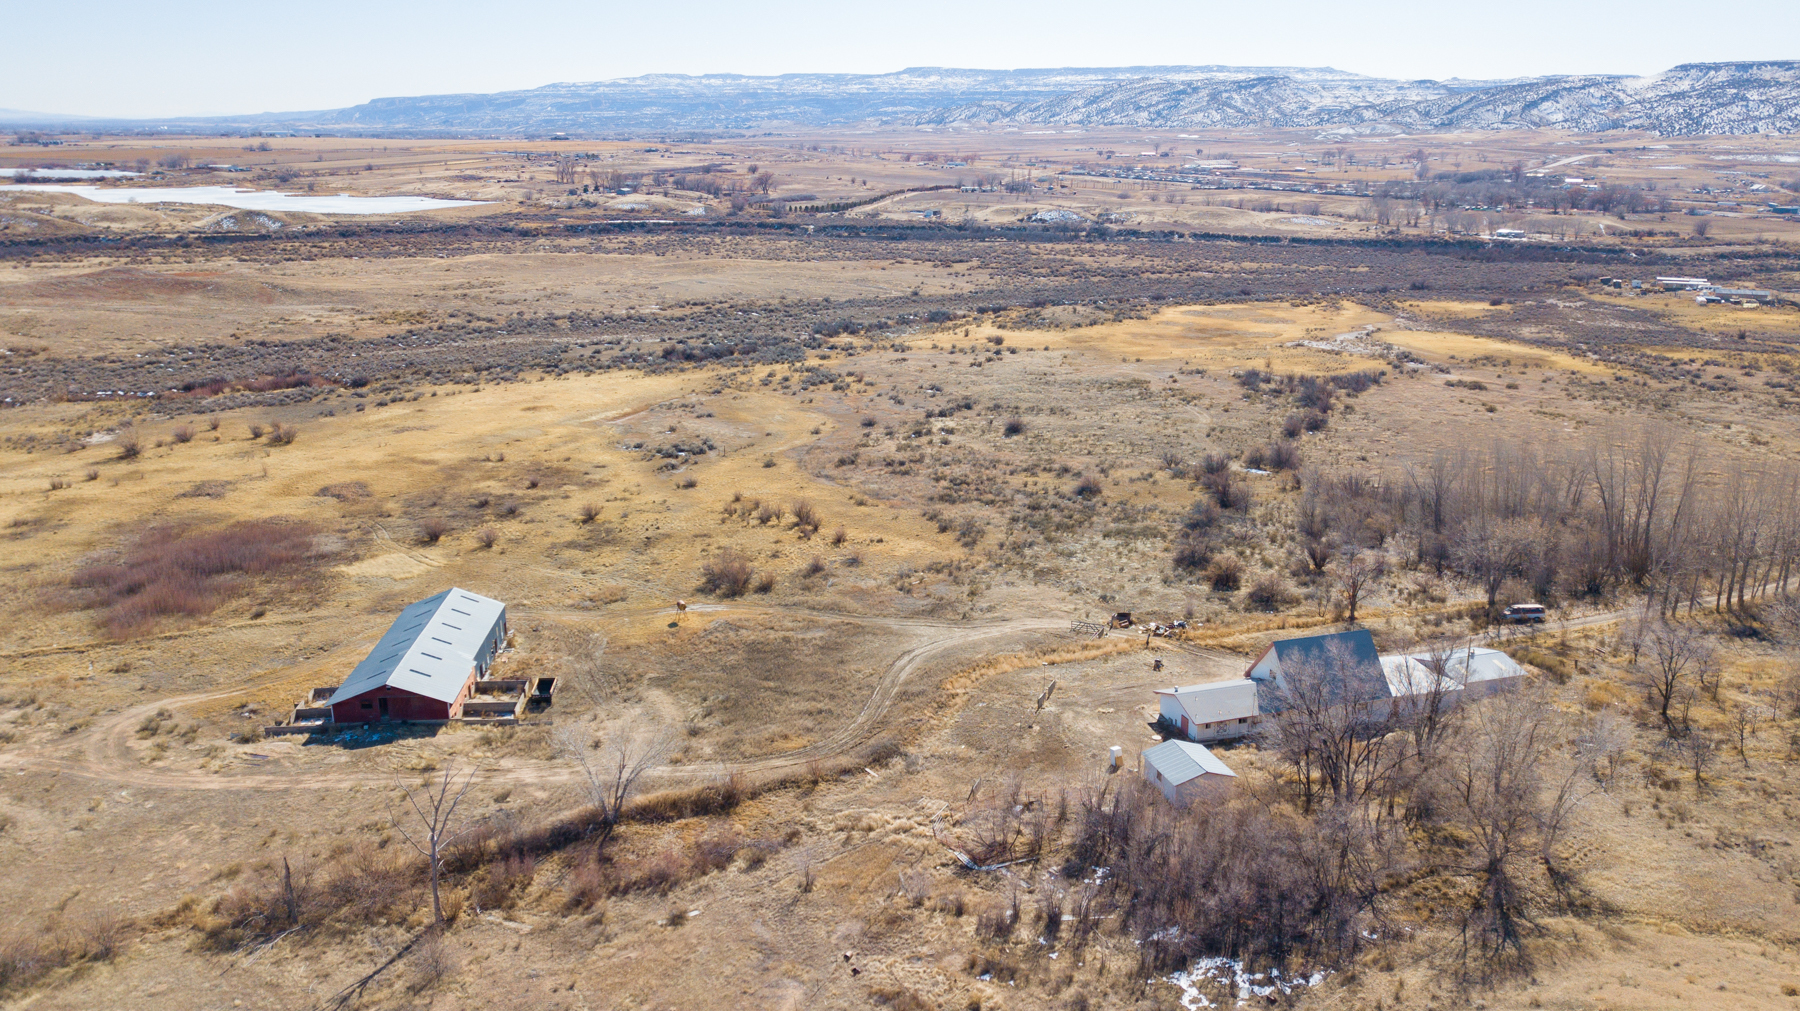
[8,0,1796,118]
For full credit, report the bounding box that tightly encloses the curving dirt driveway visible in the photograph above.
[0,604,1071,792]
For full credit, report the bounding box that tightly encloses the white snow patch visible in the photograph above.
[1166,957,1329,1009]
[1284,324,1384,354]
[6,183,484,215]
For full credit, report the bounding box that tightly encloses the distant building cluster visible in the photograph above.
[1596,275,1781,307]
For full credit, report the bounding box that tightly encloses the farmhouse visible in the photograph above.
[327,588,509,724]
[1155,678,1261,743]
[1247,628,1384,693]
[1141,740,1238,808]
[1246,630,1527,716]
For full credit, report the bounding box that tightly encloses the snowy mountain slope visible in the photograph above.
[917,62,1800,135]
[7,63,1793,136]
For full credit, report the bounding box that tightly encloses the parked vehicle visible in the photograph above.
[1500,603,1548,624]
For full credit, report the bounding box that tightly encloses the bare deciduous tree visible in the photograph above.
[1331,552,1386,623]
[1727,700,1766,767]
[1454,516,1540,610]
[1433,690,1586,976]
[1630,618,1714,734]
[1070,778,1389,973]
[1392,640,1469,761]
[1764,595,1800,644]
[1573,707,1631,791]
[388,762,480,927]
[556,722,671,856]
[1679,728,1715,788]
[1259,638,1407,813]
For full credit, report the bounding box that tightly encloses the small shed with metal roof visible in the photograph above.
[1141,739,1238,808]
[328,587,508,724]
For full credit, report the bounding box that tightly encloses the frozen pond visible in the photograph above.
[0,168,140,179]
[3,184,486,215]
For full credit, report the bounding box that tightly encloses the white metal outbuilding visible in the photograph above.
[1379,646,1528,701]
[1155,679,1261,743]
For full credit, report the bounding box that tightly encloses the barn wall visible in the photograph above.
[472,609,509,676]
[1247,647,1280,681]
[1460,675,1523,701]
[1142,759,1182,806]
[331,687,453,723]
[1176,774,1234,808]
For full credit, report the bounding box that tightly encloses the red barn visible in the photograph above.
[328,588,508,724]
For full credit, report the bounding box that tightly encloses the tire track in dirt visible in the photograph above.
[370,522,444,567]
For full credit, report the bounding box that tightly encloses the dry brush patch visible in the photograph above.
[68,518,324,637]
[175,848,425,956]
[0,912,125,997]
[698,547,756,597]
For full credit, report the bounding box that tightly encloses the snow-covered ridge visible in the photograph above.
[311,61,1800,136]
[11,62,1796,136]
[914,62,1800,135]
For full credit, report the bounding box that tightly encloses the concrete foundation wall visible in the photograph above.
[462,697,525,718]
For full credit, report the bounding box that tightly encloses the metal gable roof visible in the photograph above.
[1270,629,1381,676]
[1143,740,1237,785]
[1266,629,1389,704]
[1157,679,1260,724]
[329,587,506,706]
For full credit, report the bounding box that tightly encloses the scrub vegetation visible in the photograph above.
[3,127,1800,1010]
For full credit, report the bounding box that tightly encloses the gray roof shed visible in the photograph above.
[1142,739,1238,786]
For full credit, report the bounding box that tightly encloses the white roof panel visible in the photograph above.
[329,587,506,706]
[1379,647,1527,698]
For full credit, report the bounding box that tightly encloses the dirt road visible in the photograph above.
[0,597,1642,795]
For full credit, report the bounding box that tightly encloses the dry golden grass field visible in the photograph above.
[2,128,1800,1010]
